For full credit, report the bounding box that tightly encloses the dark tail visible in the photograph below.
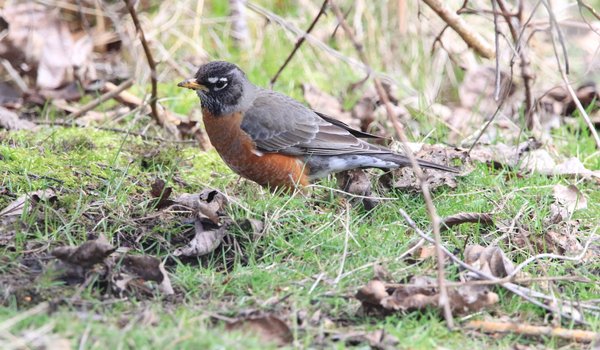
[377,153,460,173]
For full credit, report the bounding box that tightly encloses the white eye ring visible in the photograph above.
[214,81,228,91]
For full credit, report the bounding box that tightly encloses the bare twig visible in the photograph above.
[578,0,600,20]
[496,0,536,129]
[491,0,501,100]
[271,0,329,86]
[329,1,454,329]
[465,320,599,342]
[422,0,495,59]
[334,203,352,284]
[244,1,415,94]
[66,79,134,119]
[124,0,161,127]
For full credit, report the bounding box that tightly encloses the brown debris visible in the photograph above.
[226,315,293,346]
[172,189,232,257]
[51,234,116,268]
[464,244,515,279]
[336,169,379,210]
[356,276,499,316]
[440,212,494,232]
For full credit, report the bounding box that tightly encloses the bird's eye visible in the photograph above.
[214,80,228,91]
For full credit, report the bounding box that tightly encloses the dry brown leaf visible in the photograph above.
[51,234,116,268]
[0,189,56,217]
[173,218,227,257]
[552,184,588,215]
[470,141,599,179]
[356,276,499,316]
[121,255,174,295]
[336,169,379,210]
[172,189,228,224]
[226,315,293,346]
[150,178,174,209]
[464,244,515,279]
[0,106,35,131]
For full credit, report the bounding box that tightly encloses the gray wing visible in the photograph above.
[240,89,388,156]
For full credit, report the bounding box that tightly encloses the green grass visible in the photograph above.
[1,1,599,348]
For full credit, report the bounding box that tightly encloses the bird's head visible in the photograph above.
[178,61,255,116]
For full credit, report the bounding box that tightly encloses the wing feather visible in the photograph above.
[240,89,389,156]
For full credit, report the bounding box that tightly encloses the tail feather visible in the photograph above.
[377,153,460,173]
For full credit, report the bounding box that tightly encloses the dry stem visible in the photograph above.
[465,320,599,342]
[66,79,134,119]
[422,0,495,59]
[270,0,329,86]
[124,0,162,127]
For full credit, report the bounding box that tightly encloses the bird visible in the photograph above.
[178,61,458,190]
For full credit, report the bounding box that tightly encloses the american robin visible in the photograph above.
[178,61,458,190]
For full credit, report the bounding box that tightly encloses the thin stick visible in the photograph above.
[465,320,599,342]
[329,1,454,329]
[124,0,161,126]
[270,0,329,86]
[491,0,501,100]
[334,203,352,284]
[66,79,134,119]
[496,0,536,129]
[422,0,495,59]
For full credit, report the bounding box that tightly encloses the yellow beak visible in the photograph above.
[177,78,208,91]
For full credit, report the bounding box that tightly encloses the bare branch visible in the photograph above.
[124,0,161,127]
[271,0,329,86]
[422,0,496,59]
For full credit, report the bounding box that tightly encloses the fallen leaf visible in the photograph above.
[51,234,116,268]
[552,184,588,215]
[0,189,57,217]
[380,144,465,191]
[464,244,515,279]
[120,255,174,295]
[172,189,228,224]
[469,141,600,179]
[226,315,293,346]
[336,169,379,210]
[150,178,174,209]
[173,217,227,257]
[356,276,499,316]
